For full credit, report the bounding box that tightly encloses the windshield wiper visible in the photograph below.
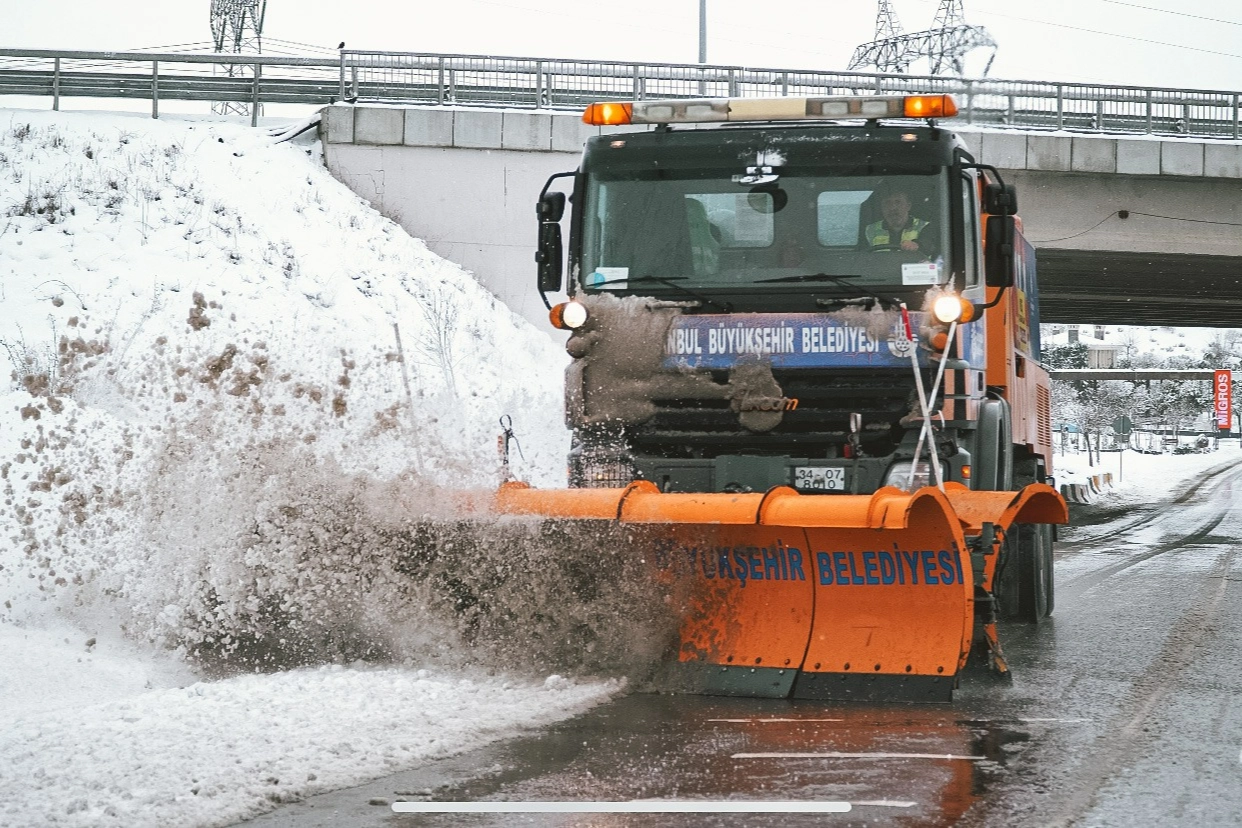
[756,273,865,284]
[592,274,732,313]
[815,293,901,312]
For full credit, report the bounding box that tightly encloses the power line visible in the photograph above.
[1031,210,1242,244]
[265,38,339,53]
[974,9,1242,63]
[1099,0,1242,28]
[901,0,1242,70]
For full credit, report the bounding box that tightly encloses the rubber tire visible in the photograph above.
[1013,523,1054,623]
[1043,522,1055,617]
[974,399,1013,491]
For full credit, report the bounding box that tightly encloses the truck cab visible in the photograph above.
[537,94,1051,505]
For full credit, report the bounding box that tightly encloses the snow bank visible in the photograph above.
[0,109,657,826]
[0,658,620,827]
[1054,443,1241,513]
[0,109,595,659]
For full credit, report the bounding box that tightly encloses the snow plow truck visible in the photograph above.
[498,92,1066,702]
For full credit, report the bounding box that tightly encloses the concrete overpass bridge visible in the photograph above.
[320,103,1242,330]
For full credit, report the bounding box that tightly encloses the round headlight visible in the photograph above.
[931,294,975,325]
[549,300,590,330]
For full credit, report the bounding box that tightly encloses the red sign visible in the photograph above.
[1214,370,1232,430]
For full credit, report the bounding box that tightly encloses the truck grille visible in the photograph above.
[632,369,924,455]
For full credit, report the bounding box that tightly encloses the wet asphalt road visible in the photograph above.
[242,460,1242,828]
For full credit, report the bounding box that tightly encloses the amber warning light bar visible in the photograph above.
[582,94,958,126]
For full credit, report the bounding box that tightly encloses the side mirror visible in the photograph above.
[537,191,565,222]
[535,192,565,293]
[984,182,1018,215]
[985,215,1015,288]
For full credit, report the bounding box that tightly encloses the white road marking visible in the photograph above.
[854,800,918,808]
[392,800,853,813]
[734,751,985,761]
[708,717,844,723]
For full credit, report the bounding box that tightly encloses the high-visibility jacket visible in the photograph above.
[865,217,929,248]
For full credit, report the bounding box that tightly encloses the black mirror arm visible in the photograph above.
[960,162,1005,186]
[539,171,576,202]
[975,284,1008,311]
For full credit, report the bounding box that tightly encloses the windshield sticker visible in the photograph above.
[587,266,629,287]
[664,313,928,369]
[901,262,941,285]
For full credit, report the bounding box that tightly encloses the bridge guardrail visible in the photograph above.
[1,47,1239,140]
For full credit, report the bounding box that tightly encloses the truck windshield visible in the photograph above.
[580,169,952,295]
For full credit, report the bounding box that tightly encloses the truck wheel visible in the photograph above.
[974,400,1013,491]
[1014,523,1053,622]
[1043,522,1055,617]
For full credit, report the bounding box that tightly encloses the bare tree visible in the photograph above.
[412,285,461,398]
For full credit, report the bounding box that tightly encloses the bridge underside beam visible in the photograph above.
[1036,249,1242,328]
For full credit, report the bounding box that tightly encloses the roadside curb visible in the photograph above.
[1061,473,1114,504]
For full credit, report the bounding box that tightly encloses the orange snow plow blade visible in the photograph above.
[494,481,1065,702]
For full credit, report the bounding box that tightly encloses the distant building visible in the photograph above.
[1086,343,1118,368]
[1042,324,1117,367]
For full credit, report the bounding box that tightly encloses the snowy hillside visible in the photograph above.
[0,110,641,827]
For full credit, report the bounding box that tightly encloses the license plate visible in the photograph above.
[794,466,846,491]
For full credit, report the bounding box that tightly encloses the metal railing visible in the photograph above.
[2,47,1240,140]
[0,49,338,126]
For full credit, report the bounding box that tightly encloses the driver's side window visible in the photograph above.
[961,173,981,286]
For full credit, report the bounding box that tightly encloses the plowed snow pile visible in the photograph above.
[0,110,644,827]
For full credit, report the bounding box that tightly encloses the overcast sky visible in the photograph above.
[4,0,1241,91]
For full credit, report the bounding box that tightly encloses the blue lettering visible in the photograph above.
[764,547,781,580]
[938,550,956,585]
[834,551,849,585]
[725,553,745,585]
[847,551,864,585]
[748,548,764,581]
[921,550,940,585]
[954,548,965,585]
[778,543,789,580]
[733,550,748,585]
[718,551,734,580]
[817,551,833,585]
[788,547,806,581]
[879,551,897,585]
[863,551,880,585]
[901,550,920,585]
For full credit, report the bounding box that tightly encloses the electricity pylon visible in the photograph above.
[210,0,268,116]
[848,0,997,77]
